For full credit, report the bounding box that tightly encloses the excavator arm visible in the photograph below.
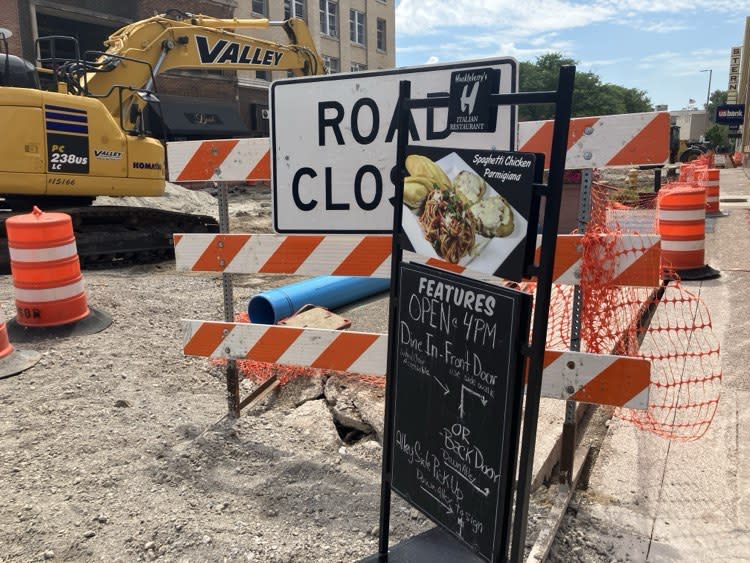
[67,11,322,119]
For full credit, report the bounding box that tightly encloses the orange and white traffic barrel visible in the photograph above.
[695,168,721,216]
[679,163,696,183]
[0,319,40,378]
[657,184,719,280]
[5,207,111,340]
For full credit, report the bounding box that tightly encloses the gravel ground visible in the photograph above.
[0,178,637,562]
[0,186,433,562]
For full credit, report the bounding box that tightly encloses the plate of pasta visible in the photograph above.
[401,152,528,274]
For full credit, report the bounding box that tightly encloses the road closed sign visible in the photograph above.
[270,58,517,233]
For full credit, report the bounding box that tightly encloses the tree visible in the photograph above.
[703,90,730,149]
[519,53,653,120]
[706,89,728,124]
[704,124,730,152]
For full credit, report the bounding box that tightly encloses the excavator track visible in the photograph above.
[0,206,219,274]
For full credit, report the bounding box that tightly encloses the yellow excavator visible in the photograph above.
[0,10,322,269]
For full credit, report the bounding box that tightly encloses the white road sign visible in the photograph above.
[270,58,518,233]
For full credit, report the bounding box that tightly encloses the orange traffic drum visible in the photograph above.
[658,184,706,271]
[6,206,89,327]
[695,168,721,215]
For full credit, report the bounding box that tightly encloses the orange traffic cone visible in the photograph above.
[0,319,40,378]
[6,207,111,342]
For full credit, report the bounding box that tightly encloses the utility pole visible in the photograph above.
[700,68,713,109]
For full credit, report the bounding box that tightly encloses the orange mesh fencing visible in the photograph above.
[544,181,721,441]
[210,178,721,440]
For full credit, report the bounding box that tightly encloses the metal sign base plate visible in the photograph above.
[359,527,486,563]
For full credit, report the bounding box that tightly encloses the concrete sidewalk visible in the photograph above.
[561,168,750,561]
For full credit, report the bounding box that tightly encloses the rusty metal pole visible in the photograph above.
[560,167,593,484]
[216,182,240,418]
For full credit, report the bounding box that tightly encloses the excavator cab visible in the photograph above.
[34,35,163,138]
[0,54,40,89]
[0,30,39,89]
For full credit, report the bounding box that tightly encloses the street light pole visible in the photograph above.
[700,69,713,109]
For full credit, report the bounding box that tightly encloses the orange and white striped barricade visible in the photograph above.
[518,111,670,169]
[5,207,112,340]
[657,184,719,280]
[167,138,271,184]
[695,168,723,216]
[182,321,651,410]
[174,233,662,288]
[176,231,660,416]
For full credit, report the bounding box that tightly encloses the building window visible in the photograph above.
[252,0,267,16]
[284,0,305,19]
[256,70,270,81]
[351,62,367,72]
[350,10,366,46]
[320,0,338,37]
[376,18,386,51]
[322,55,340,74]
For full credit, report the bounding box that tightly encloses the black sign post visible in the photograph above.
[363,66,575,562]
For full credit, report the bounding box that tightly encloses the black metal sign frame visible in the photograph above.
[365,65,575,563]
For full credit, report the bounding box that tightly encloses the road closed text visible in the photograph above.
[271,59,516,232]
[290,98,449,213]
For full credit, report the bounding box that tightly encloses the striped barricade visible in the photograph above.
[182,320,650,409]
[518,111,670,169]
[174,233,661,288]
[167,138,271,183]
[167,111,670,182]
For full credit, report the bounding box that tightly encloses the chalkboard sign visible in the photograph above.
[391,262,531,561]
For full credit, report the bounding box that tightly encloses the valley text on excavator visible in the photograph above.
[0,10,323,272]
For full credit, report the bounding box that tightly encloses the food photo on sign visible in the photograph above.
[400,147,537,281]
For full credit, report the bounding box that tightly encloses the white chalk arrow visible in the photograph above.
[445,463,491,498]
[460,384,487,419]
[433,376,450,395]
[419,486,453,515]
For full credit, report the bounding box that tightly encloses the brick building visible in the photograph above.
[0,0,396,137]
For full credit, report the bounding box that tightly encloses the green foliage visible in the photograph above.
[704,123,730,151]
[519,53,653,120]
[706,90,728,124]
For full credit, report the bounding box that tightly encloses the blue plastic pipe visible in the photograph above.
[248,276,390,324]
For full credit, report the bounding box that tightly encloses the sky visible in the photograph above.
[394,0,749,112]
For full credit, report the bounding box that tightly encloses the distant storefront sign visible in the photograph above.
[715,104,744,126]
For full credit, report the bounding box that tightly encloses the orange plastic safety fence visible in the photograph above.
[210,178,721,440]
[542,181,721,441]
